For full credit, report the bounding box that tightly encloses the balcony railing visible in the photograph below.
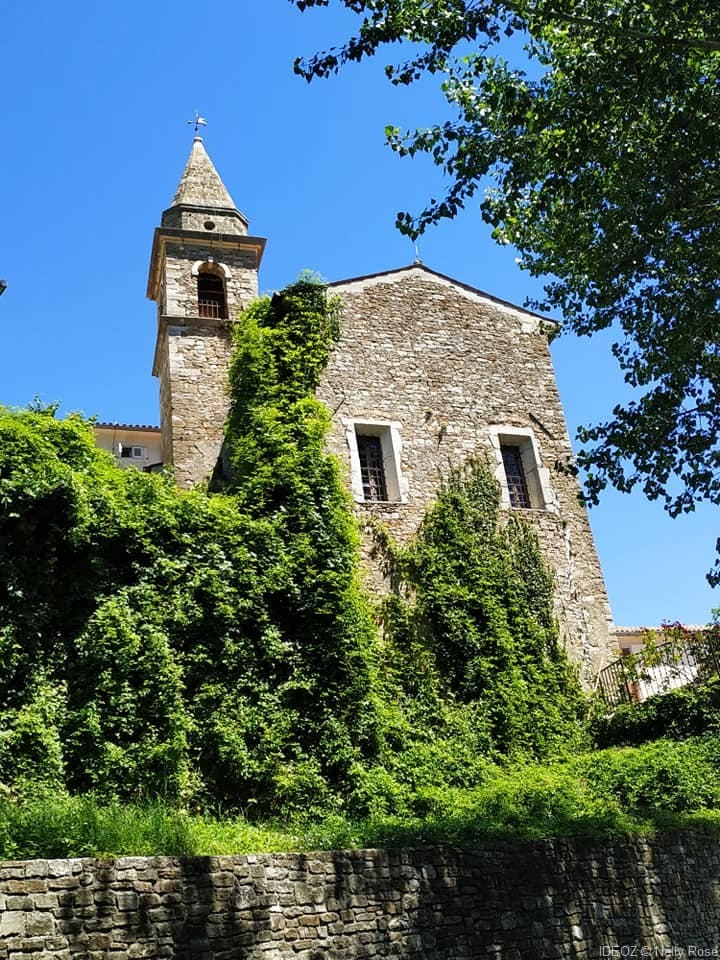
[598,626,720,707]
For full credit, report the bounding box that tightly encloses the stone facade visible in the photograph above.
[320,266,613,680]
[147,139,615,679]
[2,830,720,959]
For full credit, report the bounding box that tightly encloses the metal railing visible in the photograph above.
[598,628,720,707]
[198,298,227,319]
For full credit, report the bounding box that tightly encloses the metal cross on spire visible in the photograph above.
[186,111,208,134]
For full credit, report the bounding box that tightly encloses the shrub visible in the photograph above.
[0,279,377,813]
[592,676,720,748]
[577,737,720,812]
[0,279,587,822]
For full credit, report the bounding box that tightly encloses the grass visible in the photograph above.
[0,795,301,860]
[2,796,720,862]
[4,735,720,860]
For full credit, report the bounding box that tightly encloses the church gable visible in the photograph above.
[330,263,555,336]
[319,262,563,449]
[317,263,613,678]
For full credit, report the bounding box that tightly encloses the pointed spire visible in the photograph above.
[161,136,248,234]
[171,136,237,209]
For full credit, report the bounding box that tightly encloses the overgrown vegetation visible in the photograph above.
[0,279,379,816]
[352,463,588,820]
[4,735,720,859]
[592,677,720,748]
[2,276,719,858]
[387,464,585,759]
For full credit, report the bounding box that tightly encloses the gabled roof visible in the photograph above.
[329,262,557,327]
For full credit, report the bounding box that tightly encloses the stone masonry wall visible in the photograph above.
[1,830,719,959]
[155,320,235,488]
[318,267,615,681]
[153,241,259,489]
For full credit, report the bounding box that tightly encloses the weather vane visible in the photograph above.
[186,111,208,134]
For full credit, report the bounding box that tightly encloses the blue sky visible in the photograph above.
[1,0,717,628]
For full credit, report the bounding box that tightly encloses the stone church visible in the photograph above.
[109,135,615,682]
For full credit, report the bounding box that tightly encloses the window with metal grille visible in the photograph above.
[197,271,227,319]
[501,444,531,508]
[357,435,388,501]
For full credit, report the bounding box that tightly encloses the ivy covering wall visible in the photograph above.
[0,277,585,818]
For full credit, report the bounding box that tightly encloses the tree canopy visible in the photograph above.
[292,0,720,580]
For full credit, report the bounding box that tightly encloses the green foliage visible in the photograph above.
[18,275,707,848]
[0,679,66,793]
[0,407,233,805]
[0,793,314,860]
[214,278,379,812]
[3,272,594,825]
[5,735,720,859]
[592,677,720,748]
[293,0,720,575]
[578,737,720,813]
[380,461,587,768]
[0,796,196,860]
[0,278,376,814]
[63,588,193,801]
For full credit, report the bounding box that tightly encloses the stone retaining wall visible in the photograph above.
[1,830,719,959]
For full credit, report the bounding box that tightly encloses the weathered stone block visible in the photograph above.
[0,913,25,937]
[24,914,55,937]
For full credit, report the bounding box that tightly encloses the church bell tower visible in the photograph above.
[147,136,266,486]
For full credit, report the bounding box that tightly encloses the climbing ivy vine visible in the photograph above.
[350,462,587,817]
[389,463,584,754]
[0,277,587,820]
[0,279,377,814]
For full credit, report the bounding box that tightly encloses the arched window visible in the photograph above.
[197,270,227,319]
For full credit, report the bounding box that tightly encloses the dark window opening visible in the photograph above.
[357,435,388,501]
[501,444,531,508]
[121,445,145,460]
[197,271,227,319]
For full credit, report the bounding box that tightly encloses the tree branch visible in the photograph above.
[523,3,720,53]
